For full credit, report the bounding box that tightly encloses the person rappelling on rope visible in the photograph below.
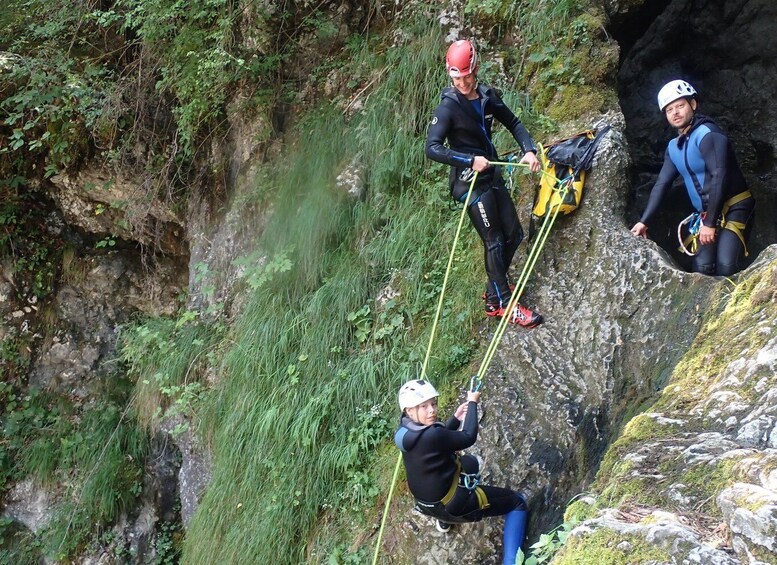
[425,39,543,328]
[630,79,755,276]
[394,379,528,565]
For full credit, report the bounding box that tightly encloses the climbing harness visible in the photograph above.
[677,212,705,256]
[372,151,574,565]
[437,458,463,506]
[677,190,752,256]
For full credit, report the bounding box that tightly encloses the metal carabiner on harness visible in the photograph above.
[504,154,517,193]
[459,471,481,491]
[678,212,705,256]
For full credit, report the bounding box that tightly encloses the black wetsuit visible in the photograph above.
[641,114,755,275]
[394,402,525,521]
[425,84,537,306]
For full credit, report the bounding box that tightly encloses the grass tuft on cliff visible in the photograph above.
[180,22,487,564]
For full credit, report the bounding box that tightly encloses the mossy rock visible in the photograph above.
[553,529,672,565]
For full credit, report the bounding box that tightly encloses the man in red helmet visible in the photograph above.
[425,39,543,328]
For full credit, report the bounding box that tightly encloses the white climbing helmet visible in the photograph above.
[398,379,439,410]
[657,79,697,112]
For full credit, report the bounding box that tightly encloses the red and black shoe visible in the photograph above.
[485,302,543,328]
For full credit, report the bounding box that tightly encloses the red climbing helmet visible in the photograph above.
[446,40,478,78]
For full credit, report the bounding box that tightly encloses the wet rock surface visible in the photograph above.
[30,252,186,395]
[550,253,777,564]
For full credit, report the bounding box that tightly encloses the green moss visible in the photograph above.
[596,413,679,487]
[577,260,777,556]
[564,498,598,523]
[553,530,672,564]
[598,476,669,510]
[597,448,633,487]
[521,5,619,123]
[678,459,737,516]
[623,413,681,443]
[596,429,738,516]
[747,543,777,565]
[654,265,777,414]
[754,453,777,478]
[547,84,607,122]
[729,486,775,515]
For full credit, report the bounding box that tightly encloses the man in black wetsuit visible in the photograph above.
[631,79,755,276]
[394,379,528,565]
[425,39,543,328]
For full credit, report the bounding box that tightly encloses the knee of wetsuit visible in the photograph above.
[694,262,716,276]
[512,225,524,247]
[716,261,740,277]
[460,454,480,474]
[485,238,506,253]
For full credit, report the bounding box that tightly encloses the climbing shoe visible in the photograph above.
[435,519,451,533]
[485,302,543,328]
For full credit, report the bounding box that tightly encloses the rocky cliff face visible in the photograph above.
[378,114,775,565]
[2,0,776,563]
[554,251,777,564]
[378,1,777,562]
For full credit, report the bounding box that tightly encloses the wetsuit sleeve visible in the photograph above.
[424,104,476,168]
[445,416,461,430]
[427,401,479,451]
[640,148,679,225]
[698,131,729,227]
[490,94,536,154]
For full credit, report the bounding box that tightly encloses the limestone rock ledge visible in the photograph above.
[553,252,777,565]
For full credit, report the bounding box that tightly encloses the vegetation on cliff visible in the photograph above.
[1,0,624,562]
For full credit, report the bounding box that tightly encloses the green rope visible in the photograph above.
[474,151,570,380]
[371,453,403,565]
[371,155,568,564]
[371,171,480,565]
[419,172,481,379]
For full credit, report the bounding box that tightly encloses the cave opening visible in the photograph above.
[614,0,777,273]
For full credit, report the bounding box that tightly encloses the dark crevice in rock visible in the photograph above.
[608,0,673,62]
